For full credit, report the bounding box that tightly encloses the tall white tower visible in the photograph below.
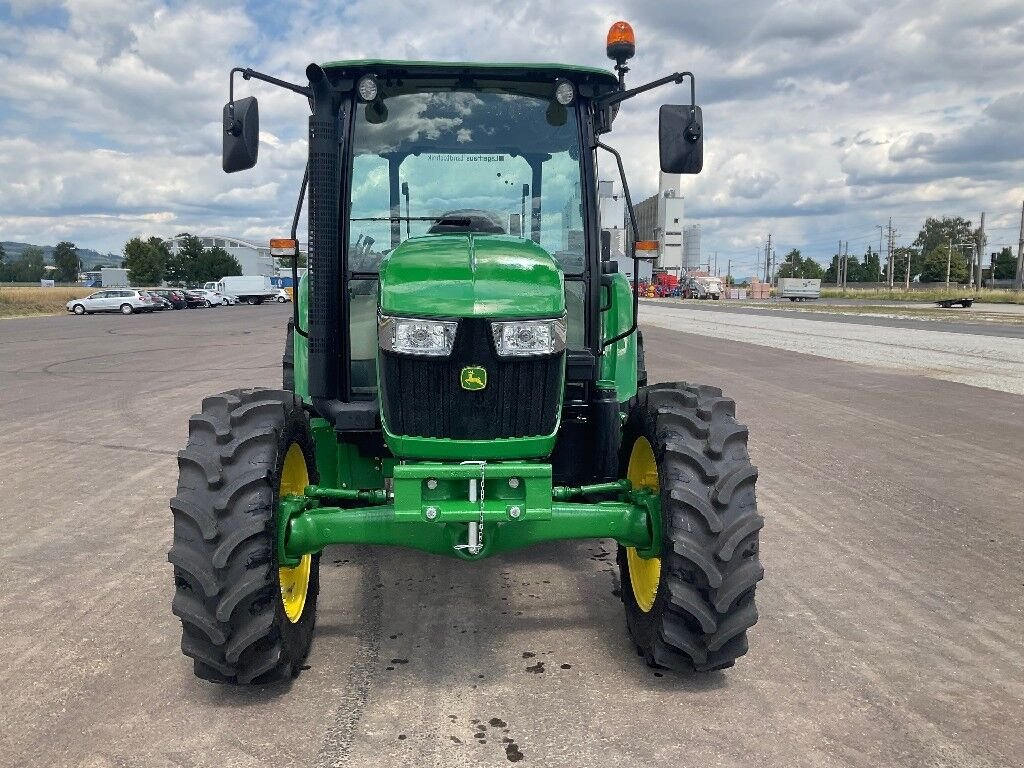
[656,172,684,274]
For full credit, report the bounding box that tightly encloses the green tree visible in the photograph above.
[53,241,80,282]
[863,247,882,282]
[10,246,46,282]
[824,253,839,283]
[914,216,974,257]
[165,235,243,286]
[194,245,242,284]
[920,244,968,283]
[824,252,862,283]
[166,234,204,286]
[993,247,1016,280]
[776,249,825,280]
[124,236,168,285]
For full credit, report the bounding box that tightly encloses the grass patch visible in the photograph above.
[0,286,90,317]
[819,287,1024,304]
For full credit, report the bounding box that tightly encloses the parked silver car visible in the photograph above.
[66,289,158,315]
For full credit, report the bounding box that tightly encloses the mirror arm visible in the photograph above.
[598,71,695,109]
[595,140,641,350]
[229,67,313,105]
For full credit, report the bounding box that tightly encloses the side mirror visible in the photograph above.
[222,96,259,173]
[659,104,703,174]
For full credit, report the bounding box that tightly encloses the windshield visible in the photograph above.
[347,84,586,275]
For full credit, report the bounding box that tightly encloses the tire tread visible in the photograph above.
[619,381,763,673]
[168,387,318,684]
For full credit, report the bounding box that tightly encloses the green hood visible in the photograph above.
[378,234,564,318]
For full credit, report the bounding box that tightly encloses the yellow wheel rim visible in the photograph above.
[626,436,661,612]
[279,443,311,623]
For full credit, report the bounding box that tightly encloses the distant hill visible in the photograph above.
[1,241,117,268]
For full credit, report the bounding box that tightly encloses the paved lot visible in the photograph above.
[644,299,1024,338]
[641,303,1024,394]
[1,305,1022,768]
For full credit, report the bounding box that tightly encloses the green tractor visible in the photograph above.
[170,21,763,684]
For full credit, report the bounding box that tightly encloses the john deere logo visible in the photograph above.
[460,366,487,391]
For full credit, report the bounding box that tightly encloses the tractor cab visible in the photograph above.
[230,55,703,479]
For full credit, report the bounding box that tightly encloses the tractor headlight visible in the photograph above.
[491,318,566,357]
[379,315,457,356]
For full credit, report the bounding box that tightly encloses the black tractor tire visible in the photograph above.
[169,388,320,684]
[282,319,294,391]
[618,382,763,672]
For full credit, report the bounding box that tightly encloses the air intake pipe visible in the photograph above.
[305,64,343,404]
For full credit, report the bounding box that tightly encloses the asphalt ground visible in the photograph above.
[1,304,1022,768]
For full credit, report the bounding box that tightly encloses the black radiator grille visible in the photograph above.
[380,319,563,439]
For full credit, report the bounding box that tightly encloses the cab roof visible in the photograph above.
[321,59,619,90]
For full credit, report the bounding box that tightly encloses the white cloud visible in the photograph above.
[0,0,1021,274]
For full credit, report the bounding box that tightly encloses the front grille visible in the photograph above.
[380,318,563,439]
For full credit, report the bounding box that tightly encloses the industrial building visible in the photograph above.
[596,180,652,282]
[627,173,690,274]
[164,235,275,277]
[683,224,701,272]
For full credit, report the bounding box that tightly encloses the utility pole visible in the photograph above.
[764,233,772,282]
[836,240,842,287]
[887,217,895,288]
[727,258,731,287]
[843,240,849,289]
[904,245,911,291]
[876,225,884,284]
[945,236,953,289]
[976,212,985,290]
[1016,200,1024,291]
[714,251,718,276]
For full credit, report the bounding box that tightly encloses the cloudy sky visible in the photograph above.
[0,0,1021,273]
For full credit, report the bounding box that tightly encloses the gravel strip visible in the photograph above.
[640,305,1024,395]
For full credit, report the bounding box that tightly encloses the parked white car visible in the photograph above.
[274,288,291,303]
[66,289,158,315]
[191,289,234,307]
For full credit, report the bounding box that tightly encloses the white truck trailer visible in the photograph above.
[777,278,821,301]
[100,267,130,287]
[204,275,276,304]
